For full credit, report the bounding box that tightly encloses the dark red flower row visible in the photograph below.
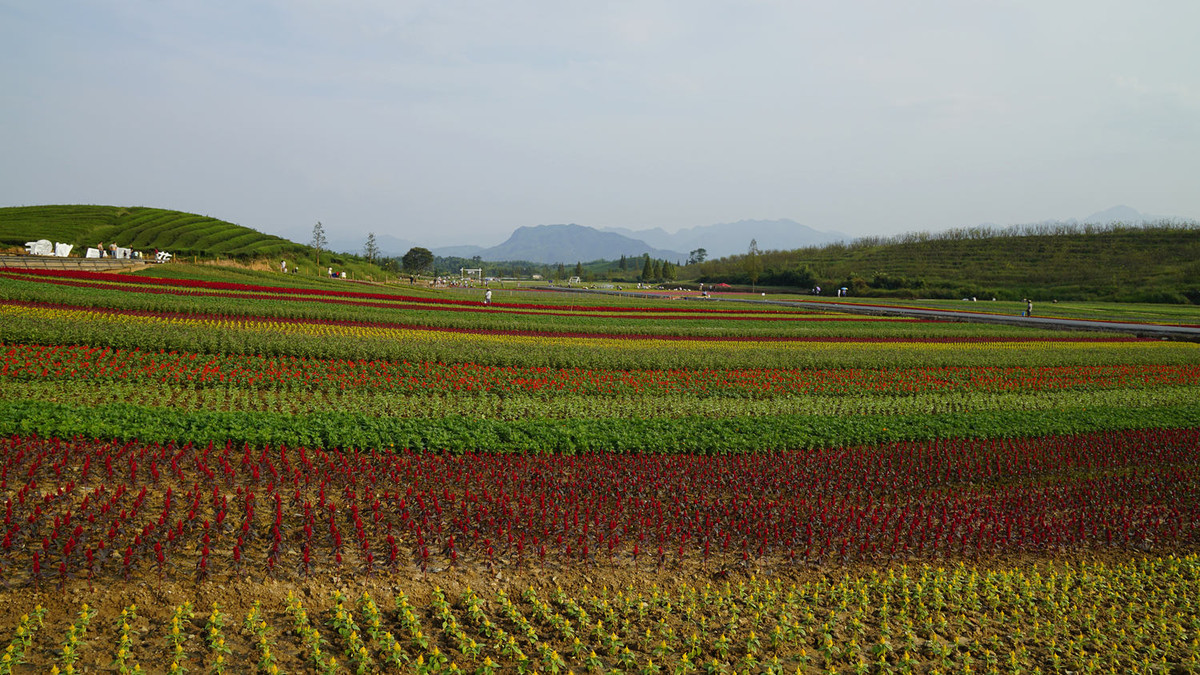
[4,342,1194,395]
[2,428,1196,583]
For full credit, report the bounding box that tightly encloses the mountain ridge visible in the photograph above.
[465,224,686,264]
[600,218,848,258]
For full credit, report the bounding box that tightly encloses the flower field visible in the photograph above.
[0,266,1198,672]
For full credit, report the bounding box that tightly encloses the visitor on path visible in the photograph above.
[280,260,287,273]
[1026,299,1033,317]
[484,289,493,305]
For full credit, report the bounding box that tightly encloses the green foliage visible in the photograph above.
[743,239,762,289]
[694,223,1200,302]
[364,232,379,261]
[2,398,1196,454]
[402,247,434,275]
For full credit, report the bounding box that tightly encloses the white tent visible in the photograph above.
[24,240,53,256]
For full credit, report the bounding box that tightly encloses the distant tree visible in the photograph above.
[651,259,662,280]
[310,221,327,269]
[555,263,565,281]
[745,239,763,291]
[688,248,708,265]
[401,247,433,276]
[641,256,654,281]
[619,254,627,270]
[574,261,584,277]
[364,232,379,262]
[662,260,677,281]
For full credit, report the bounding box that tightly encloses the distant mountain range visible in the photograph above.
[420,219,849,264]
[432,224,687,264]
[599,219,848,259]
[323,206,1185,264]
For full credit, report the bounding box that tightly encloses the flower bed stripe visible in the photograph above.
[2,398,1197,453]
[4,342,1198,395]
[0,301,1151,345]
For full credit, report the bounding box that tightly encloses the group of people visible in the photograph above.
[95,242,128,258]
[95,242,157,260]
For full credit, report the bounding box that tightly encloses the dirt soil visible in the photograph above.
[1,546,1187,673]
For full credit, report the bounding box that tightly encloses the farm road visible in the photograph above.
[548,286,1200,342]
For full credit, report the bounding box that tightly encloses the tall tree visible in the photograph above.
[688,248,707,265]
[401,247,433,276]
[662,260,677,281]
[641,256,654,281]
[619,254,627,270]
[574,261,584,277]
[744,239,763,291]
[310,221,327,270]
[364,232,379,262]
[651,259,663,280]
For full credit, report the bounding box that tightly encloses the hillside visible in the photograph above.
[0,205,310,260]
[694,223,1200,303]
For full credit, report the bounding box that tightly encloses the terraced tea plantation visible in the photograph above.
[0,266,1198,672]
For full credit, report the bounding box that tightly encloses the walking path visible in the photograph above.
[547,287,1200,342]
[0,256,145,272]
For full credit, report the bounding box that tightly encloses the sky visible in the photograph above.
[2,1,1199,248]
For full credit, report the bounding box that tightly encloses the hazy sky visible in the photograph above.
[3,1,1198,247]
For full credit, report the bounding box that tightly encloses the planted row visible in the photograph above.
[5,343,1197,397]
[6,304,1190,372]
[4,554,1200,672]
[0,429,1197,587]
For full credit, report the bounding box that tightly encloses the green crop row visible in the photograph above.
[5,380,1195,421]
[3,397,1198,454]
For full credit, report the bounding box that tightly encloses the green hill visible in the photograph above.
[0,205,309,260]
[693,223,1200,303]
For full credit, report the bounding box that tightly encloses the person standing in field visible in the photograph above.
[1026,298,1033,317]
[484,289,493,305]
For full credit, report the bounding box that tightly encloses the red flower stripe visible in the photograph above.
[0,429,1197,582]
[4,343,1196,395]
